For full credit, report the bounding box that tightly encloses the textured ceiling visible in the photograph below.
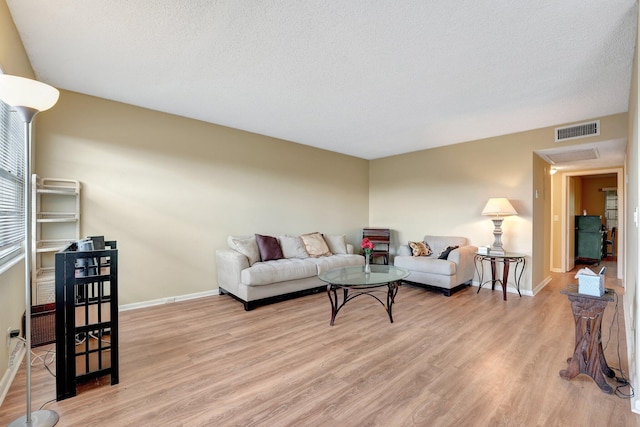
[5,1,638,160]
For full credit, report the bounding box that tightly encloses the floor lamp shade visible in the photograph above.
[0,75,60,427]
[482,198,517,255]
[0,75,59,118]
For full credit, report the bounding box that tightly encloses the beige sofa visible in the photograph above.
[216,233,364,310]
[393,235,477,296]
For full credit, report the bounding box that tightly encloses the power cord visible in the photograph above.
[602,292,634,399]
[89,331,111,344]
[15,336,57,379]
[12,332,111,409]
[39,398,57,410]
[30,345,56,379]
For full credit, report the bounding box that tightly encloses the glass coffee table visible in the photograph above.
[319,265,409,326]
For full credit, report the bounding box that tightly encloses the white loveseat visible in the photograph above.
[216,233,364,310]
[393,235,477,296]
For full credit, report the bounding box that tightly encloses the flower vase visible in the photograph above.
[364,253,371,273]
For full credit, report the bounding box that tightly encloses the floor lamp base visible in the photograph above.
[8,410,59,427]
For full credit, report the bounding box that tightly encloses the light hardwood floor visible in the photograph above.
[1,260,639,426]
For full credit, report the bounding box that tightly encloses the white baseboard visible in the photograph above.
[0,341,25,408]
[118,289,219,312]
[531,275,552,296]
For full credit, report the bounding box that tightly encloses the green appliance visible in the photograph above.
[575,215,603,263]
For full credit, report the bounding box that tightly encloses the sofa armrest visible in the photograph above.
[216,248,249,294]
[448,245,478,281]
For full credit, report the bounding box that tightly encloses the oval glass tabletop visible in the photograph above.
[319,265,409,286]
[475,252,526,259]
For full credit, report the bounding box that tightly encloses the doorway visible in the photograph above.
[559,168,624,280]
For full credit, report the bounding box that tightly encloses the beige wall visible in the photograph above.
[626,6,640,413]
[580,175,617,221]
[0,0,34,382]
[532,153,551,286]
[0,0,32,77]
[34,90,369,305]
[369,113,628,294]
[550,170,563,271]
[35,92,627,304]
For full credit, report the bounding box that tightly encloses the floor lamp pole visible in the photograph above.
[8,108,59,427]
[1,75,60,426]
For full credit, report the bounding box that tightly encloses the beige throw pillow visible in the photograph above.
[278,235,309,259]
[230,236,261,265]
[300,232,332,257]
[324,234,348,254]
[409,241,432,257]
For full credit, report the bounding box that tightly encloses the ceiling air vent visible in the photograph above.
[543,148,599,164]
[555,120,600,142]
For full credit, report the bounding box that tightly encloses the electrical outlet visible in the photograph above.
[6,327,19,348]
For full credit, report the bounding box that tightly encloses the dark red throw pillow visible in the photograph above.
[255,234,284,262]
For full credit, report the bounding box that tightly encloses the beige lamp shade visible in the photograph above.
[481,197,517,217]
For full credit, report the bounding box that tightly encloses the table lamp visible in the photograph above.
[481,197,517,255]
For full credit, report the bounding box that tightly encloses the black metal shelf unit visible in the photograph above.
[55,238,118,401]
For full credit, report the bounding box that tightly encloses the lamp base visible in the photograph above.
[8,410,59,427]
[489,217,506,256]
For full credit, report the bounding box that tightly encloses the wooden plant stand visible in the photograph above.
[559,284,615,393]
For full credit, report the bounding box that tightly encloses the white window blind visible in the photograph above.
[0,99,25,264]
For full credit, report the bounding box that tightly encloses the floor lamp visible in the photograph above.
[0,75,60,427]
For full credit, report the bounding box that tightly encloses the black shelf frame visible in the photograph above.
[55,239,119,401]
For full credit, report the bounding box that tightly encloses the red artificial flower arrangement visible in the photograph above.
[361,237,374,256]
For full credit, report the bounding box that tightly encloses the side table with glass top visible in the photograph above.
[474,252,526,301]
[318,265,409,326]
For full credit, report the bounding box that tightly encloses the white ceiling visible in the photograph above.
[5,1,638,161]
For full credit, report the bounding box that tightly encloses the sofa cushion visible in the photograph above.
[241,258,318,286]
[300,232,332,257]
[306,254,365,274]
[324,234,348,254]
[393,256,457,276]
[229,235,261,266]
[255,234,284,261]
[409,241,432,256]
[278,235,309,259]
[437,245,459,260]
